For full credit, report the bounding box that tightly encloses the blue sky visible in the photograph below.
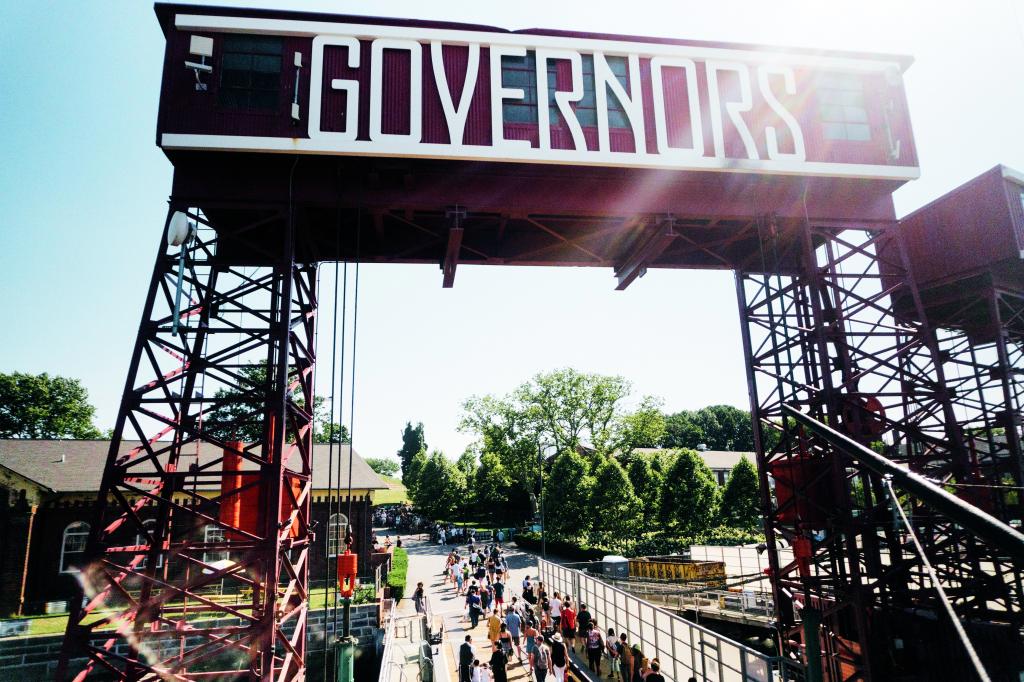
[2,1,1023,462]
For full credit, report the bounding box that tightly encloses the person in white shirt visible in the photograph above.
[549,593,563,629]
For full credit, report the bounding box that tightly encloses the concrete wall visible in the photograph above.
[0,602,381,680]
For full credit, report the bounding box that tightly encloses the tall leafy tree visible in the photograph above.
[661,410,704,449]
[614,396,667,455]
[718,456,762,530]
[0,372,102,439]
[397,421,426,483]
[662,405,758,451]
[544,450,595,541]
[473,452,516,522]
[660,448,720,535]
[0,368,102,438]
[404,448,428,499]
[314,422,350,444]
[627,454,663,525]
[364,457,400,478]
[457,448,478,482]
[412,451,466,520]
[589,457,643,547]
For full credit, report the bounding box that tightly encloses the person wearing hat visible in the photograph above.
[549,632,568,682]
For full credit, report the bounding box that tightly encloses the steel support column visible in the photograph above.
[56,204,317,680]
[735,218,990,680]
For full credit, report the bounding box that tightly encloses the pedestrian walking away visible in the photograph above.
[585,622,604,674]
[530,635,552,682]
[618,633,633,682]
[645,659,665,682]
[605,628,619,679]
[560,598,577,651]
[505,607,524,661]
[549,632,568,682]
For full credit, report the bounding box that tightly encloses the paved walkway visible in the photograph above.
[377,530,607,682]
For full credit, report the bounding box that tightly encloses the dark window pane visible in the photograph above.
[218,35,283,111]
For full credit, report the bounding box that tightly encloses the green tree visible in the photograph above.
[404,448,428,499]
[662,405,759,451]
[457,448,478,482]
[460,367,638,501]
[314,422,350,444]
[0,372,101,439]
[544,450,595,541]
[203,362,331,443]
[589,457,643,547]
[398,422,426,483]
[627,454,663,524]
[474,452,515,522]
[365,457,400,478]
[718,456,762,530]
[662,410,704,449]
[412,451,467,520]
[614,396,667,455]
[660,449,720,534]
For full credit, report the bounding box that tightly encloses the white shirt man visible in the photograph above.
[549,595,563,620]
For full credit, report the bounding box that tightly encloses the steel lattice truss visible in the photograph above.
[933,287,1024,518]
[57,207,317,680]
[736,219,1023,681]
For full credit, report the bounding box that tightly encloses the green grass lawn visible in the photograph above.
[4,585,380,638]
[373,476,409,505]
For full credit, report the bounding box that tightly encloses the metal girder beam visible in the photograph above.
[442,206,466,288]
[614,215,677,290]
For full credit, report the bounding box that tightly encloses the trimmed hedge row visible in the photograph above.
[387,548,409,602]
[514,527,764,561]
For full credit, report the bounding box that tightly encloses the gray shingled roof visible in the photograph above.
[0,439,388,493]
[631,448,752,470]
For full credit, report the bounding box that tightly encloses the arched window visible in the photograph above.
[328,513,348,557]
[60,522,90,573]
[136,519,163,569]
[204,524,229,566]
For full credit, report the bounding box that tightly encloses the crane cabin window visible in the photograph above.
[817,73,870,142]
[219,35,284,111]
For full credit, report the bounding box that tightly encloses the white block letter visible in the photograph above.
[757,65,806,162]
[536,49,585,151]
[594,52,645,154]
[650,57,704,160]
[706,61,758,160]
[369,38,422,144]
[431,42,480,145]
[309,35,360,142]
[489,45,531,151]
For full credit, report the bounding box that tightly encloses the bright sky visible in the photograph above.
[2,1,1023,463]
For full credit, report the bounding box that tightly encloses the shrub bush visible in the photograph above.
[387,548,408,602]
[516,527,764,560]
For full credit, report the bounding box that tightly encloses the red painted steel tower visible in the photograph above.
[56,4,1024,680]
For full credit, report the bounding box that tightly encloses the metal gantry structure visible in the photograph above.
[57,205,318,680]
[735,218,1024,680]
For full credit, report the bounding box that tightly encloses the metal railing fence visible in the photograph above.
[538,559,803,682]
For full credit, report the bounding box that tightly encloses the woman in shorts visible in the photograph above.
[560,598,577,652]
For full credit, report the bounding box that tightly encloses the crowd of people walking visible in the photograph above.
[453,542,694,682]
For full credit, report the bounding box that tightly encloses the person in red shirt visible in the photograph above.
[560,597,577,652]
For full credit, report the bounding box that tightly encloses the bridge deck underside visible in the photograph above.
[170,152,899,275]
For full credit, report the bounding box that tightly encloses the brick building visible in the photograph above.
[0,439,387,616]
